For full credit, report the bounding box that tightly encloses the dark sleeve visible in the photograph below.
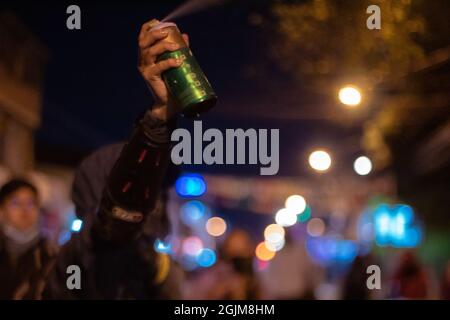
[93,112,175,242]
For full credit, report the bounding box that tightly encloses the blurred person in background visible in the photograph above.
[217,229,260,299]
[440,261,450,300]
[259,232,320,299]
[183,229,260,299]
[390,251,429,299]
[342,255,374,300]
[0,178,58,299]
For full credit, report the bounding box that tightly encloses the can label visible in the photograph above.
[157,47,216,116]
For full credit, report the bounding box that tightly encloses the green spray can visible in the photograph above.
[150,21,217,117]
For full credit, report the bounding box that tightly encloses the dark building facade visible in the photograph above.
[0,12,47,174]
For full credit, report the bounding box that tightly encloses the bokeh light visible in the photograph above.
[175,173,207,197]
[196,248,217,267]
[354,156,372,175]
[298,205,312,223]
[264,224,285,244]
[285,195,307,214]
[255,259,270,271]
[306,237,358,266]
[154,238,172,254]
[71,219,83,232]
[307,218,325,237]
[275,208,297,227]
[255,242,276,261]
[154,253,171,284]
[265,238,285,252]
[338,86,361,106]
[180,200,209,226]
[373,203,422,248]
[395,204,414,224]
[206,217,227,237]
[308,150,332,172]
[182,236,203,256]
[58,230,72,245]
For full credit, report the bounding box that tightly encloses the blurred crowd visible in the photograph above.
[182,229,450,300]
[1,176,449,300]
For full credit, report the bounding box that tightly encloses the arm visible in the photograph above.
[43,19,189,299]
[92,112,174,242]
[93,18,188,242]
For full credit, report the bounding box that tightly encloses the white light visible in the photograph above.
[71,219,83,232]
[264,224,285,247]
[285,195,306,214]
[339,86,361,106]
[307,218,325,237]
[265,238,285,252]
[264,224,285,252]
[393,215,406,238]
[309,150,332,172]
[377,213,391,236]
[275,208,297,227]
[354,156,372,175]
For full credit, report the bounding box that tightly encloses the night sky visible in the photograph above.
[5,0,361,176]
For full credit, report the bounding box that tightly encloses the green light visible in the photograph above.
[298,205,311,223]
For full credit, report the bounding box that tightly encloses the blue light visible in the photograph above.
[71,219,83,232]
[335,240,358,262]
[395,204,414,224]
[58,230,72,245]
[374,204,390,235]
[196,248,217,268]
[306,236,358,266]
[180,200,210,226]
[391,212,406,239]
[154,238,172,254]
[392,226,421,248]
[175,174,207,198]
[373,203,422,248]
